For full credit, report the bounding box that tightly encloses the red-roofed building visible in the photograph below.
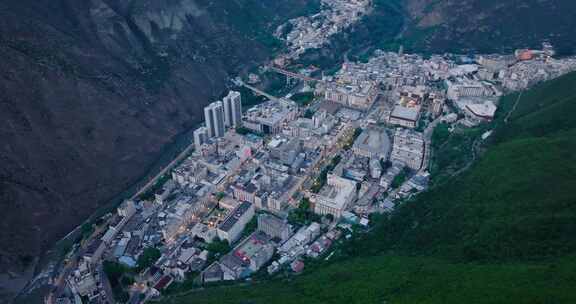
[291,260,305,273]
[153,275,173,291]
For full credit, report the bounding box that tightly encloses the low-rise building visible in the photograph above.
[390,129,425,170]
[202,262,224,283]
[257,214,293,242]
[190,223,218,243]
[217,202,255,243]
[69,260,98,300]
[313,174,357,218]
[279,222,321,254]
[117,200,137,218]
[243,99,298,135]
[325,82,379,110]
[389,105,420,128]
[352,127,391,160]
[465,100,497,121]
[206,232,274,282]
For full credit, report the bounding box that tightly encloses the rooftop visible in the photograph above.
[466,101,497,119]
[390,106,420,122]
[353,127,391,157]
[219,202,253,232]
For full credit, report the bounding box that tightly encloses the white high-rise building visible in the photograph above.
[204,101,225,138]
[223,91,242,128]
[193,127,208,151]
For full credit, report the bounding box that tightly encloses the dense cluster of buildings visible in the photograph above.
[196,91,244,151]
[51,33,576,304]
[324,82,379,110]
[323,44,576,128]
[243,99,299,135]
[275,0,372,60]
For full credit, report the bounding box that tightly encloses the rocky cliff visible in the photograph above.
[0,0,315,273]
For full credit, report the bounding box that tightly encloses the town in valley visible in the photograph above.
[42,1,576,304]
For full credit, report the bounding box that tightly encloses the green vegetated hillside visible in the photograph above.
[161,72,576,304]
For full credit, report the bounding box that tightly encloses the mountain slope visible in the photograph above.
[402,0,576,54]
[163,72,576,303]
[0,0,317,273]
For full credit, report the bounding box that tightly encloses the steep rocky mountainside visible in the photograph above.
[0,0,315,273]
[403,0,576,54]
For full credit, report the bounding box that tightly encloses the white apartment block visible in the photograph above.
[313,174,357,218]
[223,91,243,128]
[217,202,255,244]
[204,101,225,138]
[390,129,425,170]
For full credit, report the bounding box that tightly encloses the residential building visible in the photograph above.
[389,106,420,128]
[465,100,497,120]
[390,129,425,170]
[217,202,255,243]
[243,100,298,134]
[223,91,243,128]
[352,127,391,160]
[69,260,98,299]
[194,127,209,151]
[202,262,224,283]
[324,82,379,110]
[117,200,136,218]
[204,101,225,138]
[257,214,293,242]
[313,174,357,218]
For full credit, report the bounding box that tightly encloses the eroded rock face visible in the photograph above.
[403,0,576,54]
[0,0,310,273]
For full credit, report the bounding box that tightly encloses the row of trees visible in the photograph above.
[288,198,322,225]
[311,155,342,193]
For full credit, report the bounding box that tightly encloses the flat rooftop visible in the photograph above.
[219,202,253,232]
[353,127,391,157]
[466,101,497,118]
[390,106,420,122]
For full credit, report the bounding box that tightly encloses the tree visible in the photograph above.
[391,168,411,189]
[103,261,127,282]
[325,214,335,223]
[103,261,131,303]
[288,198,321,225]
[304,109,315,118]
[121,276,134,286]
[80,223,93,239]
[380,159,391,171]
[292,92,315,106]
[137,247,161,271]
[343,128,363,150]
[242,217,258,238]
[235,127,251,135]
[207,238,231,257]
[216,192,226,201]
